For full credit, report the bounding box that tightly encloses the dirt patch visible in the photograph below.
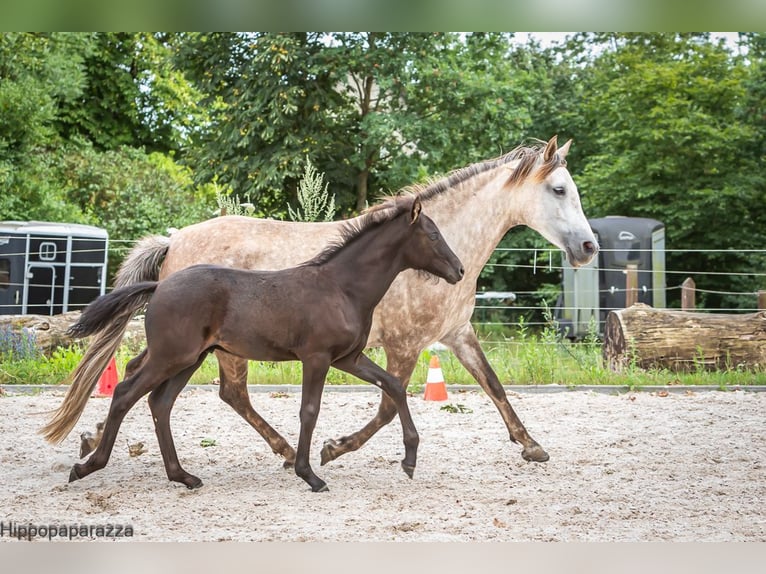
[0,388,763,541]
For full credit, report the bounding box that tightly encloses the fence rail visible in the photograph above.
[3,240,765,334]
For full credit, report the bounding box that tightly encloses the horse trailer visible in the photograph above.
[0,221,108,315]
[556,216,665,338]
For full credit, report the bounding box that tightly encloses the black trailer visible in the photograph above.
[556,216,666,338]
[0,221,108,315]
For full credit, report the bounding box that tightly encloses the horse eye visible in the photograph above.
[553,186,566,197]
[428,232,439,241]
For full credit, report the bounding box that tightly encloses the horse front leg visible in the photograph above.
[215,350,297,466]
[294,355,331,492]
[320,349,419,466]
[442,322,549,463]
[148,358,206,489]
[331,353,420,479]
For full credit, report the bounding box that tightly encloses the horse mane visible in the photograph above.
[407,140,567,202]
[305,195,415,267]
[304,141,565,267]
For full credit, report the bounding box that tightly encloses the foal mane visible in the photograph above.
[305,196,416,267]
[407,140,567,202]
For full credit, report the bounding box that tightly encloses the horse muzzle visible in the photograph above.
[567,239,599,268]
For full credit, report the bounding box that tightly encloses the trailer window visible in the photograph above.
[0,259,9,290]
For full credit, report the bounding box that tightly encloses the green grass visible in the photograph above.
[1,323,764,388]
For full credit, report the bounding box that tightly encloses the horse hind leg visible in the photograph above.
[69,365,165,483]
[216,351,296,467]
[148,357,206,489]
[320,349,419,466]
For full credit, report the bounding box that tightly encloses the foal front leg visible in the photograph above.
[294,355,331,492]
[332,354,419,479]
[320,349,419,465]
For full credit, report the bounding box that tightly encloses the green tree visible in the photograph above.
[177,33,538,216]
[0,33,93,222]
[570,33,763,309]
[56,32,205,154]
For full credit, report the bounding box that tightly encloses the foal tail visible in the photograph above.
[66,282,159,339]
[39,235,169,445]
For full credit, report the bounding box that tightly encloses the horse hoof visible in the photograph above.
[283,460,295,469]
[68,466,81,483]
[320,439,338,466]
[522,444,550,463]
[312,482,329,493]
[401,462,416,479]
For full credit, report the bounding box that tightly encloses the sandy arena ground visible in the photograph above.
[0,387,763,542]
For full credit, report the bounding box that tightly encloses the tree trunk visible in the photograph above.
[603,303,766,372]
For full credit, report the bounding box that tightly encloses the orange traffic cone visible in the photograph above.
[96,357,119,397]
[424,354,448,401]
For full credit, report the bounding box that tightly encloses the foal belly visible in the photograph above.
[216,334,300,363]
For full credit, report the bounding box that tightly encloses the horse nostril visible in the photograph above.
[583,241,597,255]
[459,266,465,277]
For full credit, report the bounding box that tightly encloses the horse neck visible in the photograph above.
[421,166,526,282]
[320,220,408,310]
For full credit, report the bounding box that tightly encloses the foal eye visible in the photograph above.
[552,186,566,197]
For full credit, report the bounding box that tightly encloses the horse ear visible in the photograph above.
[558,139,572,160]
[410,197,422,225]
[543,135,558,162]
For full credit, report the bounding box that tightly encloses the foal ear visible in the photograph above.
[543,135,558,162]
[410,197,422,225]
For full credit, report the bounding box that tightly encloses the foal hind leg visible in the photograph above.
[443,322,549,462]
[79,348,150,459]
[321,349,418,465]
[332,354,420,479]
[215,351,296,466]
[70,365,166,483]
[148,358,206,489]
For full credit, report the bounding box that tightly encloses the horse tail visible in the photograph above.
[39,235,169,445]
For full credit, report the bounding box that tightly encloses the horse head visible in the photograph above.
[511,136,598,267]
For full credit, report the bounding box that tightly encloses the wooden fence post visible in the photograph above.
[759,290,766,311]
[625,264,638,307]
[681,277,696,310]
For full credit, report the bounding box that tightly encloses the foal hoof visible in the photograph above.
[283,460,295,469]
[312,482,329,493]
[522,444,550,463]
[320,439,339,466]
[184,476,204,490]
[401,462,416,479]
[68,466,81,483]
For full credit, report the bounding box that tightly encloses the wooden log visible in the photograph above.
[0,311,83,355]
[0,312,146,356]
[603,303,766,372]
